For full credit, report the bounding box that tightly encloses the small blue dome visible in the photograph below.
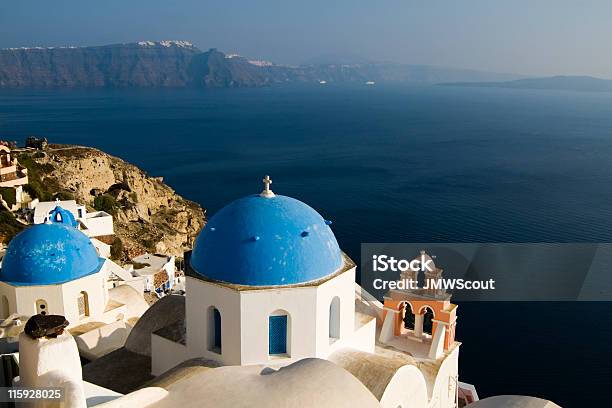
[0,223,103,286]
[47,205,78,228]
[190,194,343,286]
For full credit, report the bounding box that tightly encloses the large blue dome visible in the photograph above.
[0,223,103,286]
[190,194,343,286]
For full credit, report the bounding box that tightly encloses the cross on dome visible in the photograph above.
[260,175,275,198]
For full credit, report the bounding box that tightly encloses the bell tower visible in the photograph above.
[379,250,458,360]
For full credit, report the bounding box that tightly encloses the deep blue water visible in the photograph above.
[1,84,611,406]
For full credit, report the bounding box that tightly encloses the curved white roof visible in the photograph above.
[468,395,561,408]
[146,358,380,408]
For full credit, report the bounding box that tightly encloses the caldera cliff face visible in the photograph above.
[21,144,205,258]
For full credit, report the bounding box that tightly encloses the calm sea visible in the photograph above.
[1,84,611,406]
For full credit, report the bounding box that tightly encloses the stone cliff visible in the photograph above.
[0,41,520,89]
[18,145,205,259]
[0,42,271,89]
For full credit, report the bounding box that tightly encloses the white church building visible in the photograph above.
[152,176,375,372]
[0,206,111,324]
[0,206,148,360]
[0,178,563,408]
[145,177,460,408]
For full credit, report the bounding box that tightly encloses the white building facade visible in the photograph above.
[0,144,28,209]
[131,253,176,293]
[33,199,114,238]
[181,256,371,368]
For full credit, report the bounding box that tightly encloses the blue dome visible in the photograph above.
[0,223,103,286]
[190,194,343,286]
[47,205,78,228]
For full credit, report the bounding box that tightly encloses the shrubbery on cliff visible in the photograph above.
[0,210,24,243]
[93,194,119,215]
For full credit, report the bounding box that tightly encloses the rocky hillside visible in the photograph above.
[17,145,205,259]
[0,41,520,88]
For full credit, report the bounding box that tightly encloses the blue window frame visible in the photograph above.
[269,315,288,355]
[213,308,222,350]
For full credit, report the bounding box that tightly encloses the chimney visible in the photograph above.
[16,315,86,408]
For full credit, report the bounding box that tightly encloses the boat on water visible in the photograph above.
[365,81,376,85]
[319,80,327,84]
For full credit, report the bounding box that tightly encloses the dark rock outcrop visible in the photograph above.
[24,314,69,339]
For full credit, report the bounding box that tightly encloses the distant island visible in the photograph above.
[441,75,612,92]
[0,40,520,89]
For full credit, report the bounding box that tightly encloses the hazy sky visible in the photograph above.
[1,0,611,78]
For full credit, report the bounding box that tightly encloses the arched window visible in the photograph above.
[269,310,290,356]
[77,291,89,318]
[207,306,222,353]
[329,296,340,340]
[422,306,434,335]
[403,302,415,330]
[35,299,48,316]
[1,295,10,319]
